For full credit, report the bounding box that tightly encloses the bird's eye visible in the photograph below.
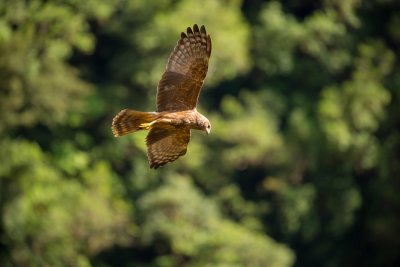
[207,125,211,129]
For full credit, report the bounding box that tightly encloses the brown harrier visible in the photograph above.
[112,24,212,169]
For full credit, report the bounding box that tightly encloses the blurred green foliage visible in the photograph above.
[1,0,399,266]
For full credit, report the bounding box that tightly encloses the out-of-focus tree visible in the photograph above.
[1,0,400,267]
[137,176,294,267]
[0,1,134,266]
[0,139,133,267]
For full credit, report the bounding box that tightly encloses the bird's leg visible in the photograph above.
[139,120,157,130]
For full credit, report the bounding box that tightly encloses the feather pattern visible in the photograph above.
[156,24,212,112]
[146,126,191,169]
[112,25,212,169]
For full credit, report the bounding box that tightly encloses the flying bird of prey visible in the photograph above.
[112,24,212,169]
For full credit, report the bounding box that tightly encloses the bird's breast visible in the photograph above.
[157,110,199,129]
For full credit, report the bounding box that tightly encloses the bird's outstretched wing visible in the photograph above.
[156,24,212,112]
[146,126,191,169]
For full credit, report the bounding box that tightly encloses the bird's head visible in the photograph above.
[205,120,211,135]
[197,113,211,135]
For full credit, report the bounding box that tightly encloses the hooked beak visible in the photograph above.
[206,128,211,135]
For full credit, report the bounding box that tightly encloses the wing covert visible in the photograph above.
[156,24,212,112]
[146,126,191,169]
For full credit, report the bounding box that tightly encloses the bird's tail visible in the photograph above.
[112,109,159,137]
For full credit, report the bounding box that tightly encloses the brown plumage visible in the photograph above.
[112,24,212,169]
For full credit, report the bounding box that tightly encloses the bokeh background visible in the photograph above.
[1,0,399,266]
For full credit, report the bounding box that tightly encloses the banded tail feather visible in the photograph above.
[112,109,158,137]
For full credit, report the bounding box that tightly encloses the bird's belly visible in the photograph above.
[156,110,197,128]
